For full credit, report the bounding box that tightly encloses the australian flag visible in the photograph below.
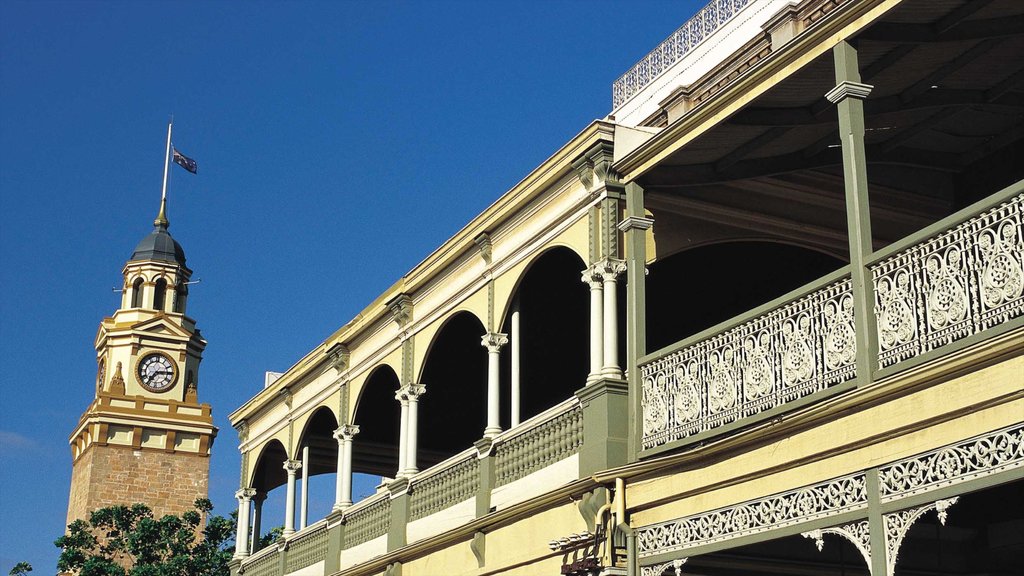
[172,147,198,174]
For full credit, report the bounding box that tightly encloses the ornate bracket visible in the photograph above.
[572,141,617,194]
[641,558,687,576]
[884,497,958,576]
[327,342,350,373]
[802,520,872,572]
[474,232,493,266]
[387,293,414,329]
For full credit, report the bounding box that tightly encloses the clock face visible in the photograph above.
[137,353,176,392]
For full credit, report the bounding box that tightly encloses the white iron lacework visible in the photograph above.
[878,423,1024,502]
[640,278,855,450]
[802,520,872,572]
[636,473,867,558]
[640,558,688,576]
[871,193,1024,368]
[884,498,958,576]
[612,0,753,108]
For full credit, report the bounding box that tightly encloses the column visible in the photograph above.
[620,181,653,461]
[233,488,255,559]
[601,259,627,379]
[510,300,521,427]
[299,445,309,530]
[396,389,410,477]
[333,424,359,510]
[401,384,425,476]
[282,459,301,535]
[482,333,508,437]
[582,265,604,383]
[827,40,878,384]
[250,492,266,552]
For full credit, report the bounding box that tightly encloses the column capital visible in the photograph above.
[235,487,257,501]
[581,266,604,289]
[481,332,508,353]
[333,424,360,442]
[397,383,426,401]
[597,258,627,280]
[825,80,873,103]
[283,459,302,474]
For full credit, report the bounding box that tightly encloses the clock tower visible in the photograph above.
[67,199,217,524]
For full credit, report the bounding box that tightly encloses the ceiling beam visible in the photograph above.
[715,127,791,171]
[856,12,1020,43]
[901,39,1001,103]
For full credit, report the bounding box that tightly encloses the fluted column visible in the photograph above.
[582,265,604,383]
[333,424,359,510]
[482,332,508,437]
[510,300,521,427]
[233,487,256,558]
[600,259,627,379]
[300,445,310,529]
[398,384,426,476]
[282,459,302,535]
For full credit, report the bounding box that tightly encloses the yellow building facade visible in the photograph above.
[229,1,1024,575]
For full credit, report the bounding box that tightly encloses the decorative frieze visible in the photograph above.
[636,473,867,558]
[802,520,871,569]
[640,278,855,450]
[884,498,958,576]
[871,193,1023,368]
[878,423,1024,502]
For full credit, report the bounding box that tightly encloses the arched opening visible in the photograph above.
[352,365,401,484]
[499,247,590,423]
[153,278,167,311]
[131,278,143,308]
[645,241,845,352]
[294,406,339,524]
[174,284,187,313]
[417,311,487,467]
[248,439,288,551]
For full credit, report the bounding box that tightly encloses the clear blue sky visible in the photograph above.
[0,0,699,570]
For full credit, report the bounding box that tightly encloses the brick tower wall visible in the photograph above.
[66,444,210,526]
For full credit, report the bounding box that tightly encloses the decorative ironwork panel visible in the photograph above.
[878,423,1024,502]
[343,496,391,548]
[884,498,958,576]
[612,0,752,108]
[494,405,583,487]
[285,523,328,572]
[410,454,479,520]
[640,278,855,450]
[872,193,1024,368]
[240,548,279,576]
[636,473,867,558]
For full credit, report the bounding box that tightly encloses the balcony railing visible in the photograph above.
[240,543,278,576]
[285,520,328,572]
[493,399,583,487]
[409,447,479,521]
[343,492,391,549]
[612,0,753,109]
[639,184,1024,453]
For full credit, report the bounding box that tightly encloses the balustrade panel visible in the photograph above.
[409,453,479,521]
[284,522,328,572]
[343,495,391,549]
[494,404,583,487]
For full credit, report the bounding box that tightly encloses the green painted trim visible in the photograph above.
[639,266,853,364]
[277,545,287,576]
[624,182,648,464]
[866,468,887,576]
[874,316,1024,381]
[637,508,868,565]
[477,452,494,519]
[576,379,630,475]
[324,511,344,574]
[388,493,409,552]
[639,378,858,459]
[868,181,1024,265]
[589,206,598,264]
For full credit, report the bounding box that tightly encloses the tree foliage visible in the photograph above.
[9,563,32,576]
[55,499,234,576]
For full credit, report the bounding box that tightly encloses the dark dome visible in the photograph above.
[130,223,186,265]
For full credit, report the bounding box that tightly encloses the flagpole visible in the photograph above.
[160,119,173,201]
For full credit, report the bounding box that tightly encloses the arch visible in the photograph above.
[646,239,846,352]
[292,405,340,478]
[494,243,588,331]
[131,277,144,308]
[351,363,402,476]
[497,246,590,422]
[248,438,289,493]
[417,310,488,467]
[153,278,168,311]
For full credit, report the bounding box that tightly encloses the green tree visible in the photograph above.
[55,498,234,576]
[9,562,32,576]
